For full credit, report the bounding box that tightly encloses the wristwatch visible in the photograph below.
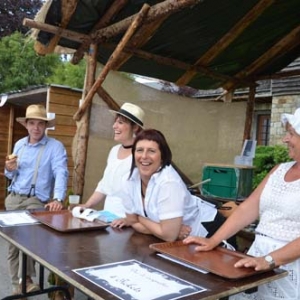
[264,255,276,269]
[53,198,62,202]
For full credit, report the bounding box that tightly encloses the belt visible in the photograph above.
[10,191,48,203]
[10,191,29,197]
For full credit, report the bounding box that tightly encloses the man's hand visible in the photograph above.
[45,200,64,211]
[5,157,18,172]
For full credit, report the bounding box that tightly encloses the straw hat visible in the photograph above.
[110,103,145,128]
[281,108,300,135]
[16,104,55,128]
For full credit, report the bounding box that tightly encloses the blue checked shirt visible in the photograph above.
[5,135,69,202]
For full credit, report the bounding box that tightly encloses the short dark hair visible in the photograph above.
[129,129,172,178]
[115,114,142,134]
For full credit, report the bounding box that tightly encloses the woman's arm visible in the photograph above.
[138,216,182,241]
[184,167,278,251]
[123,213,182,241]
[81,191,106,208]
[234,237,300,271]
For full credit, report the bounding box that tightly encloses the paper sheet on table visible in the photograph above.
[157,253,209,274]
[0,211,40,226]
[74,259,206,300]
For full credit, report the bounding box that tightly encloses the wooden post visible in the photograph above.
[243,85,256,142]
[72,44,98,196]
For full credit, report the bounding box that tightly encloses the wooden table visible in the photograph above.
[0,221,287,300]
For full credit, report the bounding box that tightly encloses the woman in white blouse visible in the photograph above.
[117,129,234,246]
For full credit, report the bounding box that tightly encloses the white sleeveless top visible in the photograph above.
[95,144,132,217]
[256,161,300,242]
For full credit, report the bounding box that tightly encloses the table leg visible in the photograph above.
[2,252,72,300]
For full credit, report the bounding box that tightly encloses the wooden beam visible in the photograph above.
[7,106,14,155]
[23,18,88,43]
[176,0,275,86]
[23,0,203,50]
[34,0,79,55]
[243,85,256,141]
[102,42,255,87]
[73,4,150,122]
[224,23,300,91]
[71,0,129,64]
[112,16,167,71]
[72,44,98,196]
[96,87,120,111]
[91,0,203,44]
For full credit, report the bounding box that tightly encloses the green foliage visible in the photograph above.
[47,58,86,89]
[252,145,292,188]
[0,32,61,93]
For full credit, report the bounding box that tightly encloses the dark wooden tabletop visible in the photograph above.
[0,221,287,300]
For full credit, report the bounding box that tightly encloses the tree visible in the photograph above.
[47,58,86,89]
[0,32,61,93]
[0,0,43,38]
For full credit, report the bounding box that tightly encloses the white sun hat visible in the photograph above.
[110,103,144,128]
[281,108,300,135]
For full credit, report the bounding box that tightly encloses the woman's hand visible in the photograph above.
[234,256,274,271]
[178,224,192,240]
[110,218,128,228]
[183,236,219,251]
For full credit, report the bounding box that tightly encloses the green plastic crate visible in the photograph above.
[201,164,253,200]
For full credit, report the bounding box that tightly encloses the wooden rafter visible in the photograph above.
[175,0,275,86]
[34,0,79,55]
[112,16,167,71]
[101,43,255,87]
[91,0,203,44]
[71,0,129,64]
[224,24,300,91]
[73,4,151,121]
[24,18,253,87]
[24,0,203,49]
[96,87,120,111]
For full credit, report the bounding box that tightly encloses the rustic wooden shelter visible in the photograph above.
[0,85,81,209]
[23,0,300,196]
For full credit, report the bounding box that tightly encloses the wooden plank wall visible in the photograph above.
[47,86,81,196]
[0,105,27,209]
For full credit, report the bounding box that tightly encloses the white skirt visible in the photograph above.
[229,234,300,300]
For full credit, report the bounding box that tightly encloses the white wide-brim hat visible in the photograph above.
[16,104,55,128]
[281,108,300,135]
[110,102,144,128]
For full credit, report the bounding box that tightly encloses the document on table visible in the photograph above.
[74,259,207,300]
[157,253,209,274]
[0,211,40,227]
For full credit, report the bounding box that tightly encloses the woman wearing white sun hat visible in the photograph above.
[183,107,300,300]
[81,102,145,219]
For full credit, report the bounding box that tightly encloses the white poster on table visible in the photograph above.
[73,259,206,300]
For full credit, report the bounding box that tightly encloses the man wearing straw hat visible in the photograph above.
[4,104,68,295]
